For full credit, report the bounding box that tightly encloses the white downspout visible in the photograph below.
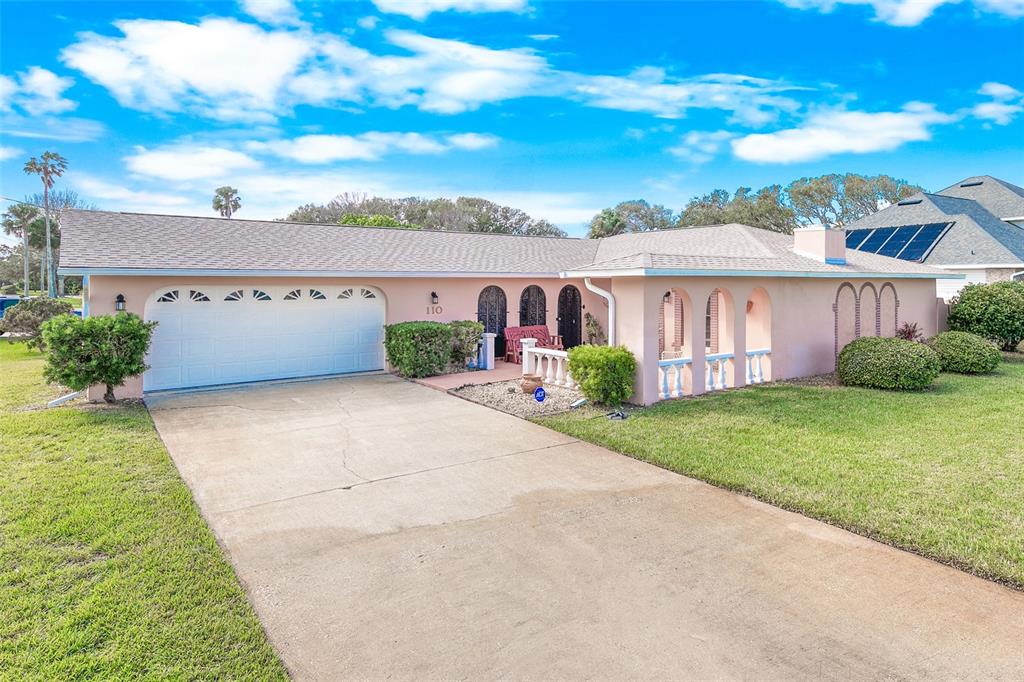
[584,277,615,346]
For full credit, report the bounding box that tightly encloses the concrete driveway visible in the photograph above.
[148,375,1024,680]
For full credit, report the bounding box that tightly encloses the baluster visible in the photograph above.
[565,368,575,390]
[706,361,714,391]
[674,364,683,397]
[555,356,566,386]
[757,353,765,383]
[545,355,555,383]
[661,367,669,399]
[718,359,726,389]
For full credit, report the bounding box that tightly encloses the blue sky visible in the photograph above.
[1,0,1022,239]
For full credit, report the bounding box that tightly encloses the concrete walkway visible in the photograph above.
[148,375,1024,681]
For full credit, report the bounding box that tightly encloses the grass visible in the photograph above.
[0,343,287,680]
[538,358,1024,588]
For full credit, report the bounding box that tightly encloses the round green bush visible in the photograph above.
[567,344,636,406]
[927,331,1001,374]
[837,336,940,390]
[384,321,453,377]
[947,281,1024,351]
[449,320,484,366]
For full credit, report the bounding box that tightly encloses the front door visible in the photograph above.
[477,286,508,356]
[557,285,582,348]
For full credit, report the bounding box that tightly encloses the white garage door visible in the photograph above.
[144,284,385,391]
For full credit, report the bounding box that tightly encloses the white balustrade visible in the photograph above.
[658,356,692,399]
[522,342,576,389]
[704,352,734,391]
[745,348,770,384]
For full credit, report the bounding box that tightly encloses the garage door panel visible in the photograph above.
[144,284,385,391]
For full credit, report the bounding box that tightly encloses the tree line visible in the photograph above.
[587,173,923,238]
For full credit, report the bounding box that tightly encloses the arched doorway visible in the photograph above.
[477,286,508,356]
[879,283,898,336]
[519,285,546,327]
[834,282,858,360]
[557,285,582,348]
[859,283,879,337]
[705,288,736,388]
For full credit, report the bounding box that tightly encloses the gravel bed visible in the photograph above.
[454,379,584,417]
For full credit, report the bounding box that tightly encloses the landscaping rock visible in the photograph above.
[455,379,583,418]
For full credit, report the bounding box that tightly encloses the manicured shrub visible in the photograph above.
[41,313,157,403]
[948,281,1024,351]
[567,344,636,406]
[928,331,1001,374]
[384,321,453,377]
[0,297,74,350]
[449,320,484,366]
[837,336,940,390]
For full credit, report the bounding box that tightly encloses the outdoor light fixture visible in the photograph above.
[430,291,439,304]
[115,294,126,312]
[663,291,671,302]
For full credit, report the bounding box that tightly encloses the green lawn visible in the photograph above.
[0,343,287,680]
[538,358,1024,588]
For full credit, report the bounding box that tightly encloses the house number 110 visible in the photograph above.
[426,305,444,315]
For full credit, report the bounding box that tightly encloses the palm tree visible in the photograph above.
[2,204,41,296]
[23,151,68,298]
[212,186,241,218]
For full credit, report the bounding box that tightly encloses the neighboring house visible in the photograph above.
[844,175,1024,300]
[59,210,959,405]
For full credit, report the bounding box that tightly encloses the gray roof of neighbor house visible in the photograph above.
[59,209,953,279]
[845,190,1024,266]
[937,175,1024,219]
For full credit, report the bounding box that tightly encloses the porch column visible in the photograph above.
[688,284,709,397]
[612,278,661,405]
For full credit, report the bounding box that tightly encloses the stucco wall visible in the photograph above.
[85,275,611,400]
[612,276,941,405]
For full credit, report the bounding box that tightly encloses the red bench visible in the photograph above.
[503,325,563,364]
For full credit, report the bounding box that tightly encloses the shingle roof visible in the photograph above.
[845,191,1024,265]
[59,210,952,279]
[59,210,599,275]
[566,224,945,276]
[937,175,1024,219]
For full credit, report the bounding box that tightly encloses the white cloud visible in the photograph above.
[0,145,23,161]
[972,81,1024,125]
[61,18,313,122]
[125,145,262,181]
[372,0,527,20]
[2,67,77,115]
[777,0,1024,25]
[731,102,956,163]
[251,131,499,163]
[668,130,734,164]
[568,68,804,125]
[240,0,301,25]
[75,175,194,210]
[528,34,559,41]
[1,113,104,142]
[357,15,380,29]
[446,132,499,150]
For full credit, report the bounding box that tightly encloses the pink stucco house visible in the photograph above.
[59,210,961,404]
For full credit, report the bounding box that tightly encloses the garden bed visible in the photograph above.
[454,379,583,418]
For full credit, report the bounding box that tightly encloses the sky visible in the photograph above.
[1,0,1022,241]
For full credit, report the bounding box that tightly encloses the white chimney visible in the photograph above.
[793,224,846,265]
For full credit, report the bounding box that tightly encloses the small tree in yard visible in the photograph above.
[41,313,157,404]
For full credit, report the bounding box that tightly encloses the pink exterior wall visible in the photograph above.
[85,275,611,400]
[612,275,940,405]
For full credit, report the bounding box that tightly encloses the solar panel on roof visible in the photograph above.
[898,222,949,261]
[858,227,897,253]
[876,225,921,257]
[846,229,872,248]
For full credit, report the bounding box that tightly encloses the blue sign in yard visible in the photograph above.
[534,387,546,402]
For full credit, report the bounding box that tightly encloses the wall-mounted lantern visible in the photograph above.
[430,291,439,305]
[115,293,126,312]
[662,291,671,303]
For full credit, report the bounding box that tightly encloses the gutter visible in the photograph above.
[583,277,616,346]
